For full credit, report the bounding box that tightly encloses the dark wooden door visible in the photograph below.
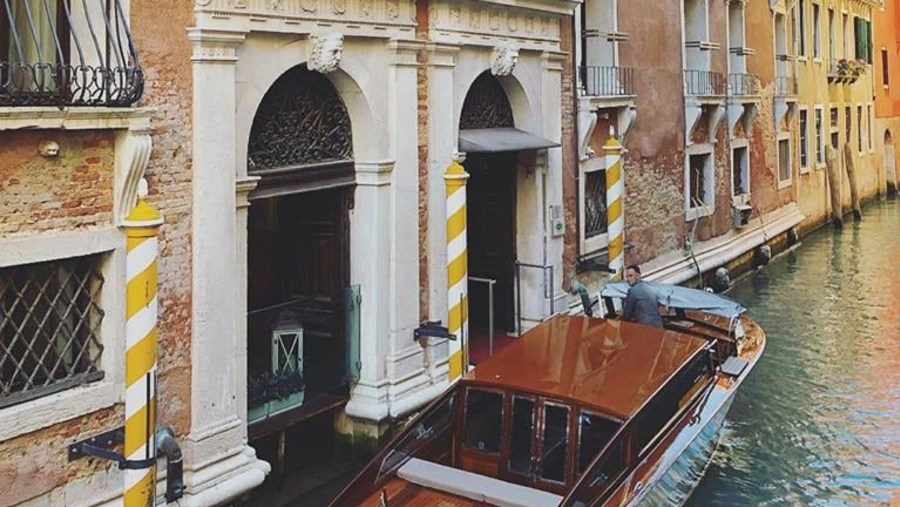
[278,187,350,393]
[465,152,516,333]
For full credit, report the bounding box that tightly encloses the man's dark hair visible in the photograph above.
[625,264,641,274]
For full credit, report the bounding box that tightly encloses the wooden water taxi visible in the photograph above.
[331,283,765,507]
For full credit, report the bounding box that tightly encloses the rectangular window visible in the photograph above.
[828,9,835,63]
[868,104,873,151]
[578,411,620,474]
[464,389,503,454]
[883,48,890,87]
[508,396,535,476]
[584,169,608,238]
[815,108,824,164]
[733,146,749,195]
[846,107,852,146]
[540,403,570,484]
[843,14,850,59]
[830,107,840,155]
[858,105,864,152]
[798,1,806,56]
[689,153,712,207]
[799,109,809,168]
[778,138,792,183]
[855,18,873,63]
[0,254,105,408]
[813,4,821,59]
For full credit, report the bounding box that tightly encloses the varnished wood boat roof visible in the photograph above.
[465,315,709,419]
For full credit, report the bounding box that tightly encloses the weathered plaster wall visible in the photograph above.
[615,0,687,265]
[130,0,196,436]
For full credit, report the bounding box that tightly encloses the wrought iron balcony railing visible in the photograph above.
[1,0,143,107]
[684,69,727,96]
[579,66,635,97]
[729,73,760,96]
[775,75,798,96]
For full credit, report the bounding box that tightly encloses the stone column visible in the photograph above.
[184,28,268,505]
[541,51,567,311]
[345,160,393,422]
[425,43,459,379]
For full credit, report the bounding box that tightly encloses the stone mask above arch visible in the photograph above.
[491,41,520,77]
[308,32,344,74]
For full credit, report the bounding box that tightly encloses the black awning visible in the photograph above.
[458,128,560,153]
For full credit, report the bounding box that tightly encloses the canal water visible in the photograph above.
[687,198,900,506]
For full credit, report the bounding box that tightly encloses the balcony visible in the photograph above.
[729,73,760,96]
[775,76,798,96]
[0,0,143,107]
[684,70,727,96]
[579,65,635,98]
[827,59,867,84]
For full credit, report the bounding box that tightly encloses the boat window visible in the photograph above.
[376,391,457,481]
[577,412,620,474]
[508,396,535,475]
[540,403,570,483]
[464,389,503,454]
[635,353,710,452]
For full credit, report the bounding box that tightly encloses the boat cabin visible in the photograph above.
[332,315,722,507]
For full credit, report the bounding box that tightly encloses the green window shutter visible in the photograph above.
[867,20,874,64]
[855,17,864,60]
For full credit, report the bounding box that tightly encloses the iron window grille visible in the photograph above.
[0,254,105,408]
[0,0,143,107]
[584,169,608,237]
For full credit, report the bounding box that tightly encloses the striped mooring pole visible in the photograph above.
[122,180,163,507]
[604,130,625,281]
[445,157,470,381]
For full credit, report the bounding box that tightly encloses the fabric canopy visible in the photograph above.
[600,281,746,320]
[458,128,560,153]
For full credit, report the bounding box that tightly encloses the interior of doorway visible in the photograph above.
[246,186,354,498]
[464,151,517,365]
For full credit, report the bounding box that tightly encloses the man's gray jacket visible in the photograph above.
[622,280,663,327]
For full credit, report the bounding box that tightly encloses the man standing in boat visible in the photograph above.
[623,265,664,328]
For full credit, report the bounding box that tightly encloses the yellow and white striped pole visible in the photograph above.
[122,179,163,507]
[604,130,625,281]
[445,157,470,381]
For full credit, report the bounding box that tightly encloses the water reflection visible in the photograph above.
[687,199,900,506]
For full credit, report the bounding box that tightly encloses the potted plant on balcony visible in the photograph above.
[836,59,867,83]
[247,370,306,422]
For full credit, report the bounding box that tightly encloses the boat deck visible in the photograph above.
[359,478,484,507]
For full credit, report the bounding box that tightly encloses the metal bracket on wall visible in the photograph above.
[67,426,154,470]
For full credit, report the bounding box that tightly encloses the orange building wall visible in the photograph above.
[874,0,900,118]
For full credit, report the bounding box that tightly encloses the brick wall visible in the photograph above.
[131,0,195,435]
[417,0,430,320]
[0,130,114,237]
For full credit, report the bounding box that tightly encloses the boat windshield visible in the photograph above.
[600,281,746,321]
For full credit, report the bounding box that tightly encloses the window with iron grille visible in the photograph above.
[0,254,105,408]
[799,109,809,168]
[584,169,608,238]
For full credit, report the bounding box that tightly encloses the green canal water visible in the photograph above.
[687,198,900,506]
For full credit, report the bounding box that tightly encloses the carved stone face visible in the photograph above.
[491,42,520,77]
[309,32,344,74]
[39,140,60,158]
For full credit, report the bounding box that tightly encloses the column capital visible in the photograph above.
[235,176,261,210]
[540,50,567,71]
[426,42,460,68]
[186,28,247,63]
[389,39,426,67]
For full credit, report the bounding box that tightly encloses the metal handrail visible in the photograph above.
[515,262,554,336]
[469,277,497,357]
[775,75,798,96]
[728,73,760,96]
[579,66,635,97]
[1,0,143,106]
[684,69,727,96]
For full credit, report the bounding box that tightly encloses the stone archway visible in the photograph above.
[244,64,355,476]
[885,130,897,195]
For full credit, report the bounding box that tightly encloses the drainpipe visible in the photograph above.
[156,426,185,503]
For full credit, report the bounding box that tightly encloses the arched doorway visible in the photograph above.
[245,64,354,480]
[460,72,518,339]
[885,130,897,195]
